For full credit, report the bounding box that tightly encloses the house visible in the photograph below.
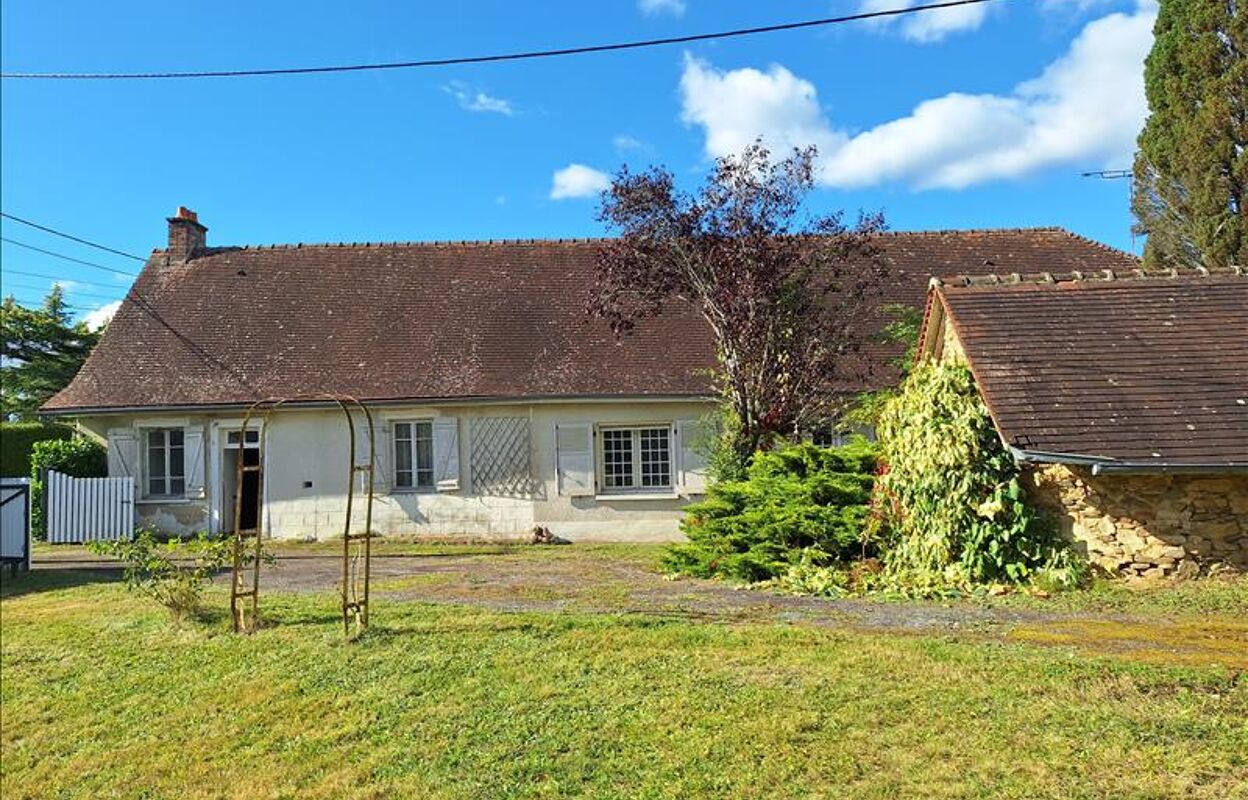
[920,267,1248,576]
[41,207,1140,542]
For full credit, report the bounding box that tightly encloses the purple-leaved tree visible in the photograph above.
[591,142,887,465]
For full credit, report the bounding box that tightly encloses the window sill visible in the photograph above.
[389,487,438,496]
[137,497,192,506]
[594,492,679,502]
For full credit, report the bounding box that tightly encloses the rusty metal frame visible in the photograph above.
[229,394,376,635]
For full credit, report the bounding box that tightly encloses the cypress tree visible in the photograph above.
[1132,0,1247,268]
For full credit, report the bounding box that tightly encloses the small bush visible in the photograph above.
[663,440,877,583]
[89,530,233,623]
[30,436,107,539]
[871,361,1087,596]
[0,421,74,477]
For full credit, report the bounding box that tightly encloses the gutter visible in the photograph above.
[39,392,719,418]
[1007,445,1248,476]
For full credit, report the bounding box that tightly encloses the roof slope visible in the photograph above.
[45,228,1138,412]
[933,269,1248,465]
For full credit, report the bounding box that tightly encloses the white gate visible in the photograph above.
[45,470,135,544]
[1,478,32,571]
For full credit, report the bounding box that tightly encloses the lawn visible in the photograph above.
[2,547,1246,799]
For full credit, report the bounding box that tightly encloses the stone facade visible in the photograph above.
[1027,464,1248,577]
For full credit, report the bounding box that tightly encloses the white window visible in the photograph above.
[394,421,434,490]
[225,429,260,447]
[598,425,672,493]
[145,428,186,498]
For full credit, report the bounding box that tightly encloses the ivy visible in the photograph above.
[870,361,1086,595]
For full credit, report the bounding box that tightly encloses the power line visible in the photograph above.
[0,236,140,277]
[1,267,130,291]
[1,0,1000,80]
[4,278,126,302]
[0,213,147,262]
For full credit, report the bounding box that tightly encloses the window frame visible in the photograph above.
[392,419,436,492]
[596,424,674,495]
[144,427,187,499]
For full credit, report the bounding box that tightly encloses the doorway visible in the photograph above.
[221,429,261,533]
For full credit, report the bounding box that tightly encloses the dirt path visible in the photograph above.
[27,545,1247,667]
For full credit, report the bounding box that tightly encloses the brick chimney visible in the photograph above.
[167,206,207,261]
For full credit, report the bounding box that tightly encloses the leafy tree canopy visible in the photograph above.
[1,287,100,419]
[1133,0,1247,268]
[591,141,886,462]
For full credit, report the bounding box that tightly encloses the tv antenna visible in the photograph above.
[1081,169,1136,253]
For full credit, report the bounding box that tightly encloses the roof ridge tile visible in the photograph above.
[937,266,1244,288]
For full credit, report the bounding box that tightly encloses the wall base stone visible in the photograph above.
[1026,465,1248,578]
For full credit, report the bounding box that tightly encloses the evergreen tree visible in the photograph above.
[1132,0,1247,268]
[1,286,101,419]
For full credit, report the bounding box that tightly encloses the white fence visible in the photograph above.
[45,470,135,544]
[1,478,32,571]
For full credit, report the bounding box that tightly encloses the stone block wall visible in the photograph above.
[1027,464,1248,577]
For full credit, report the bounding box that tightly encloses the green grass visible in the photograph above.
[3,570,1247,799]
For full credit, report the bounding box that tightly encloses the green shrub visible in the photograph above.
[663,440,877,583]
[89,529,233,623]
[0,421,74,477]
[30,436,108,539]
[871,361,1086,595]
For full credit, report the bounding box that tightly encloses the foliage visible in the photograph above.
[1132,0,1246,268]
[842,302,925,430]
[88,529,234,622]
[1,287,101,419]
[0,421,74,477]
[592,141,887,463]
[871,361,1086,595]
[663,440,877,583]
[29,436,107,540]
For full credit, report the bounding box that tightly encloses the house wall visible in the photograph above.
[1027,465,1248,577]
[76,398,716,542]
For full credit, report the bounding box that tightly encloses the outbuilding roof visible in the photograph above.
[44,225,1139,413]
[924,268,1248,468]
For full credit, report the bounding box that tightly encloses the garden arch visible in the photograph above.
[229,394,376,636]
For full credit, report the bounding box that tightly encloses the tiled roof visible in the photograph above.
[44,228,1139,412]
[930,268,1248,465]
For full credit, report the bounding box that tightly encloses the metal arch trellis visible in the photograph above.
[229,394,377,636]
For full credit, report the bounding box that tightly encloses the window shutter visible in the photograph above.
[433,418,460,492]
[106,428,138,481]
[371,421,391,493]
[183,426,206,498]
[555,423,595,497]
[677,420,708,495]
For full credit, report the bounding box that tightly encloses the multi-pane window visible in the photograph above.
[599,426,672,492]
[146,428,185,497]
[394,421,434,489]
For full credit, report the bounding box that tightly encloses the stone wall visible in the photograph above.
[1027,464,1248,577]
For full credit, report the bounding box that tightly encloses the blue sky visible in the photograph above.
[1,0,1154,324]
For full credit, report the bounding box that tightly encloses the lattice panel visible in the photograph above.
[471,417,538,498]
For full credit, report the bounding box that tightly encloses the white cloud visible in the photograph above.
[639,0,686,17]
[678,2,1156,190]
[1040,0,1118,12]
[679,54,846,161]
[83,300,121,331]
[550,164,611,200]
[859,0,990,43]
[613,135,645,152]
[443,81,515,116]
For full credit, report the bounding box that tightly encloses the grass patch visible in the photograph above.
[977,574,1248,616]
[3,572,1246,799]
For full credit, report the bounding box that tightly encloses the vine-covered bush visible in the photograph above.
[663,440,877,583]
[872,360,1085,594]
[30,436,108,540]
